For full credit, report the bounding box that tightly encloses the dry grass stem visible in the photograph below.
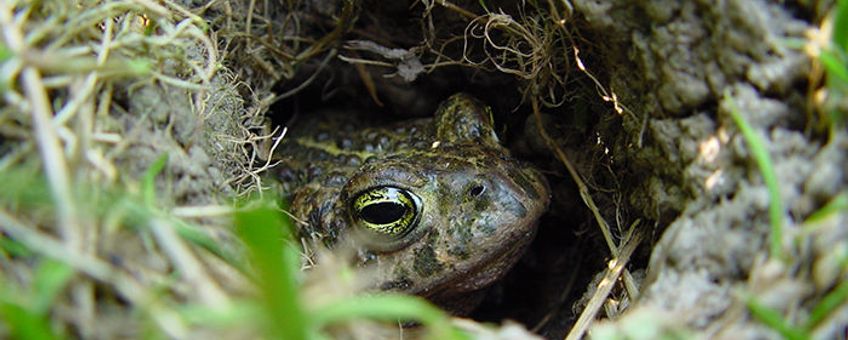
[0,208,190,337]
[0,1,81,250]
[0,1,245,337]
[149,218,230,308]
[565,230,644,340]
[532,94,641,306]
[172,205,237,218]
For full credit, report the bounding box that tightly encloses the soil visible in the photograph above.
[568,1,848,338]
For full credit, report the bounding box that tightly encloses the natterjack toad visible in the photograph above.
[276,93,549,312]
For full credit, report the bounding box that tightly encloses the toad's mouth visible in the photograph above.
[413,220,539,298]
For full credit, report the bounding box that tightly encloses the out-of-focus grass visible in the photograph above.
[0,260,73,340]
[745,257,848,340]
[833,0,848,50]
[731,2,848,335]
[744,296,808,340]
[0,162,465,338]
[739,169,847,339]
[804,192,848,224]
[234,200,308,340]
[311,294,461,339]
[0,160,245,273]
[806,279,848,329]
[233,199,467,340]
[725,93,785,261]
[821,0,848,134]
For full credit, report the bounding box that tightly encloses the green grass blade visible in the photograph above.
[833,0,848,51]
[0,270,60,340]
[0,303,57,340]
[312,294,466,340]
[234,201,307,340]
[178,300,264,327]
[171,220,247,274]
[478,0,490,13]
[32,260,74,315]
[142,153,169,207]
[745,296,808,340]
[820,49,848,84]
[0,237,32,257]
[0,41,11,63]
[804,192,848,223]
[726,93,785,260]
[0,166,52,208]
[805,279,848,329]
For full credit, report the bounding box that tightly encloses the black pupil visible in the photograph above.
[360,202,408,225]
[469,185,485,197]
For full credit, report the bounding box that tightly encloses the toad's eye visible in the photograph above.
[351,186,422,246]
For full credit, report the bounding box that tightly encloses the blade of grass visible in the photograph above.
[175,301,270,333]
[745,296,807,340]
[804,192,848,224]
[0,263,67,340]
[32,260,74,315]
[0,41,10,63]
[0,236,32,257]
[0,302,56,340]
[171,220,247,274]
[311,293,465,340]
[820,49,848,84]
[478,0,490,13]
[178,300,264,327]
[142,153,169,207]
[725,92,785,260]
[0,165,247,279]
[0,166,52,208]
[234,200,306,340]
[833,0,848,51]
[805,279,848,329]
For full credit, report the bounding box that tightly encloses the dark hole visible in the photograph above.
[360,202,408,225]
[469,185,485,197]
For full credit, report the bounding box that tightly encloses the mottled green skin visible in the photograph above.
[276,94,549,311]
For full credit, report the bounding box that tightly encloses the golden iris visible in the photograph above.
[351,186,421,239]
